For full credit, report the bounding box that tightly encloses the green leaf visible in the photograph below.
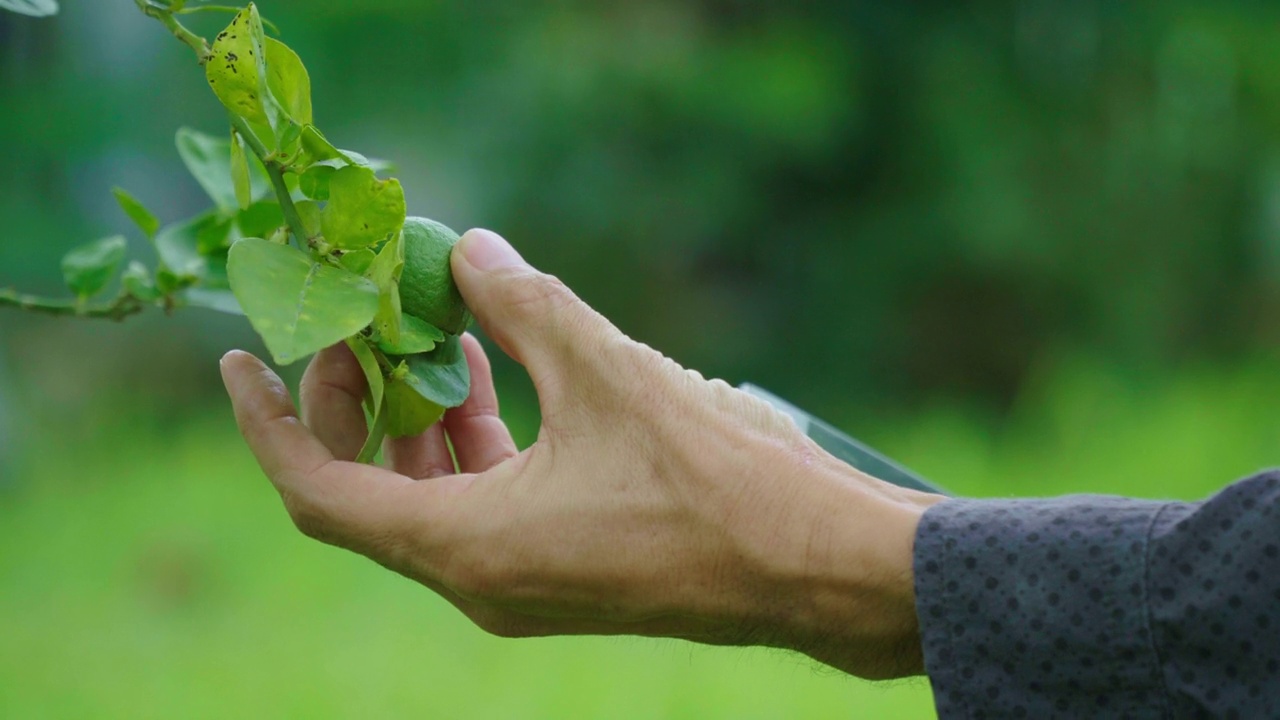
[348,153,395,175]
[203,249,232,289]
[156,212,227,282]
[155,267,185,295]
[364,232,404,345]
[121,261,160,302]
[355,401,388,463]
[196,214,236,256]
[298,125,341,164]
[294,200,322,240]
[111,188,160,239]
[176,128,238,210]
[298,164,334,201]
[349,338,388,456]
[376,313,443,355]
[205,4,274,127]
[316,150,393,174]
[392,334,471,409]
[0,0,58,17]
[338,248,376,275]
[345,337,384,417]
[227,238,379,365]
[181,288,243,315]
[298,125,346,165]
[320,166,406,250]
[230,130,252,210]
[62,236,127,298]
[348,339,390,462]
[296,126,392,173]
[247,118,279,155]
[381,336,470,437]
[276,122,303,155]
[175,128,271,212]
[265,38,312,126]
[236,200,285,239]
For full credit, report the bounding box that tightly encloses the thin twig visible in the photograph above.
[0,288,145,321]
[135,0,211,63]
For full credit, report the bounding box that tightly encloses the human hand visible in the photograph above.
[220,229,942,679]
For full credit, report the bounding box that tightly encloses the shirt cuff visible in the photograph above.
[913,495,1169,718]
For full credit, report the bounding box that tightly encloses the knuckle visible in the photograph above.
[502,271,578,319]
[607,342,688,415]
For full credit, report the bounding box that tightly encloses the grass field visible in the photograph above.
[3,351,1279,718]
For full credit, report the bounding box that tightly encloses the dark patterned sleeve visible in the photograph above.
[912,471,1280,719]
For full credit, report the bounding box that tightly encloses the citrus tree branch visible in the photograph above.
[228,115,312,248]
[0,288,145,321]
[137,4,311,250]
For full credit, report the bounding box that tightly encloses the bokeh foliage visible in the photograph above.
[5,1,1280,717]
[6,2,1280,414]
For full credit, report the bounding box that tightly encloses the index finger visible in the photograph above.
[221,350,426,551]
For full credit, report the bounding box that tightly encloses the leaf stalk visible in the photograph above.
[134,0,211,63]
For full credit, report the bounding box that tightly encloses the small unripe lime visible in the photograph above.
[398,217,472,334]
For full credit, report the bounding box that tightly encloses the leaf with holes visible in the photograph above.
[205,4,275,128]
[339,248,376,275]
[320,166,406,250]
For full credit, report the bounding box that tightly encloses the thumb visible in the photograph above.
[450,228,616,378]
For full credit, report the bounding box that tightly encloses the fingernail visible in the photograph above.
[460,229,525,271]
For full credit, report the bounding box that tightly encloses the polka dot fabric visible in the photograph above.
[913,471,1280,719]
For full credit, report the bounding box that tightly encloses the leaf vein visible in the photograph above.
[286,262,321,356]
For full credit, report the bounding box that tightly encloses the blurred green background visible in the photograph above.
[5,1,1280,717]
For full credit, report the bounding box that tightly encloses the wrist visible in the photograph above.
[661,380,941,676]
[746,450,941,678]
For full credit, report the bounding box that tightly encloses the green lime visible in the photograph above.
[398,216,472,334]
[383,375,446,437]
